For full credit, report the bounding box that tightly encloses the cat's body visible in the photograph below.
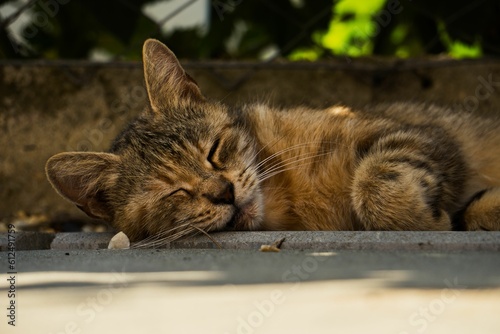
[46,39,500,243]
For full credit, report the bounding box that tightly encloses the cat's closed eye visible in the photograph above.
[167,188,192,199]
[209,137,238,171]
[207,138,222,169]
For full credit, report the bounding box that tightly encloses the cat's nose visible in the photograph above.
[205,180,235,205]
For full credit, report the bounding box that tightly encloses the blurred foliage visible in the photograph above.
[0,0,498,60]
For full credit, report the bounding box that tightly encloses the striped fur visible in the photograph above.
[46,39,500,242]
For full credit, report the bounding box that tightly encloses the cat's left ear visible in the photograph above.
[142,39,204,113]
[45,152,121,221]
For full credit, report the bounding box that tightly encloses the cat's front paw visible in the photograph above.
[351,154,452,231]
[459,188,500,231]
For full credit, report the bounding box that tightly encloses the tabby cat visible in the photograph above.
[46,39,500,243]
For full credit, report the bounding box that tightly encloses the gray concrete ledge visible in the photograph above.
[0,231,55,251]
[1,231,499,251]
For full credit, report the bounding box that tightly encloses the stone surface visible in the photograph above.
[0,248,499,333]
[1,231,499,251]
[50,232,113,250]
[0,231,54,251]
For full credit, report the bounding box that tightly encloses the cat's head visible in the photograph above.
[46,39,263,242]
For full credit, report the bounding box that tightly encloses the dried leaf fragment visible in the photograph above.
[259,237,286,252]
[108,231,130,249]
[259,245,281,252]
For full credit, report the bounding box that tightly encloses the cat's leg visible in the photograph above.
[457,188,500,231]
[351,152,454,231]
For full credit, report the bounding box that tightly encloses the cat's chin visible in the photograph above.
[225,200,262,231]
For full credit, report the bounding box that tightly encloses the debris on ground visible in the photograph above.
[259,237,286,252]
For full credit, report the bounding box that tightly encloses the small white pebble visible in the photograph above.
[108,231,130,249]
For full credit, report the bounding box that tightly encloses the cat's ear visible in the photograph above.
[142,38,204,113]
[45,152,121,221]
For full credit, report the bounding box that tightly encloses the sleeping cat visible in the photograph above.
[46,39,500,243]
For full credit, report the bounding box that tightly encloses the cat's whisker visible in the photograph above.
[158,223,196,239]
[258,151,333,181]
[161,228,198,243]
[245,134,290,173]
[134,226,199,249]
[246,140,346,182]
[138,221,192,243]
[262,186,289,191]
[259,150,326,176]
[258,151,334,182]
[188,223,222,249]
[259,166,314,183]
[253,141,338,170]
[244,137,322,175]
[132,221,195,248]
[133,234,162,248]
[254,142,321,169]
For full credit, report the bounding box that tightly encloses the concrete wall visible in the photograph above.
[1,58,500,222]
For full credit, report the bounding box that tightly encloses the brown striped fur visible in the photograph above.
[46,39,500,242]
